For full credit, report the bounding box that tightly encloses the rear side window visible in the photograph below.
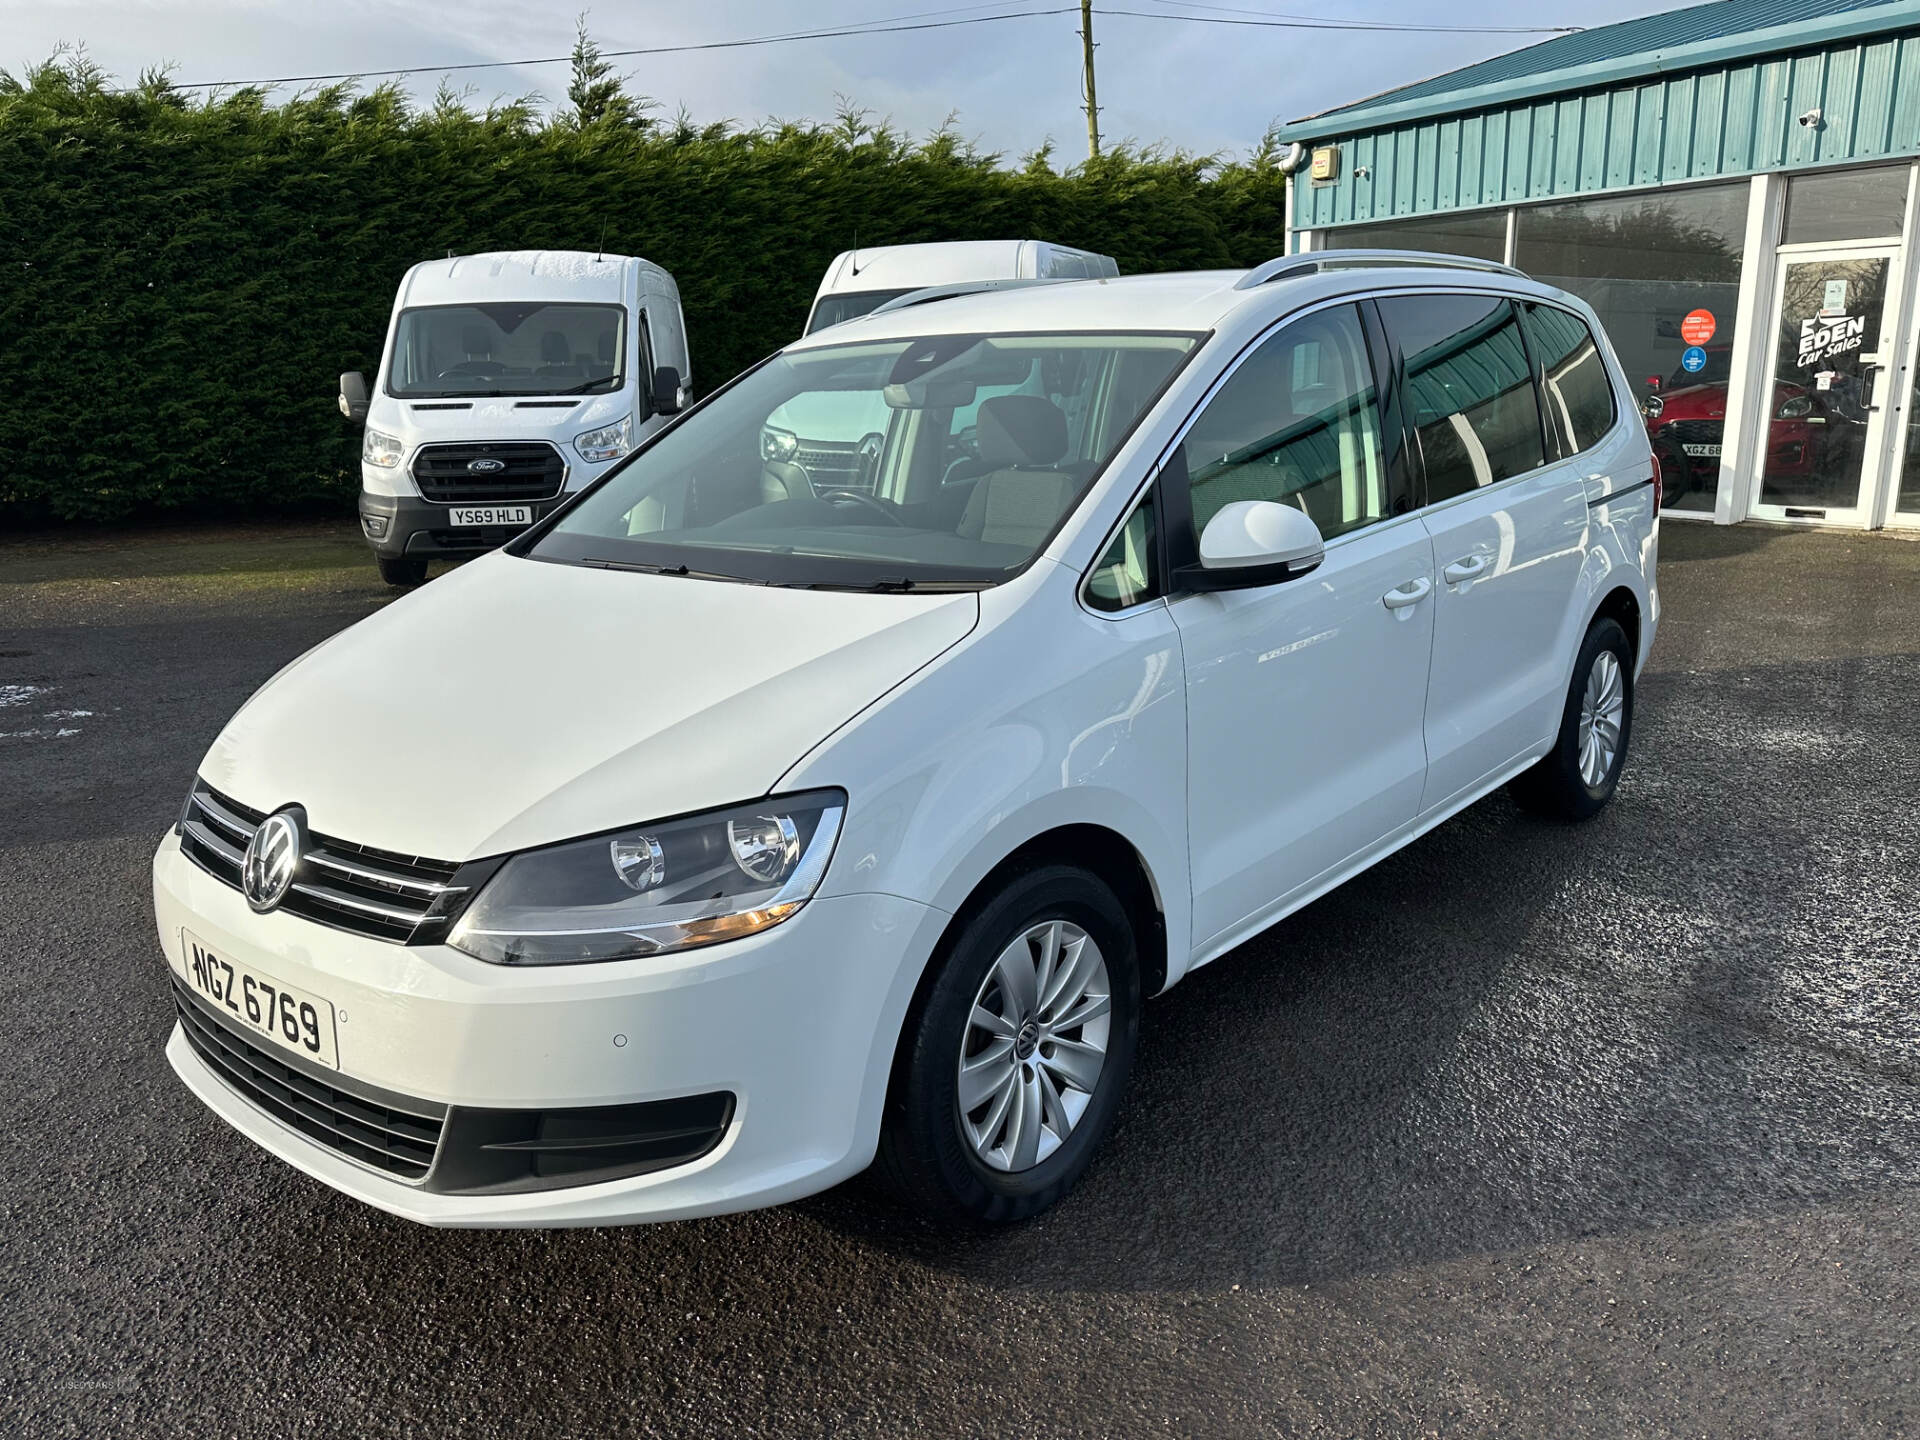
[1179,303,1398,542]
[1522,302,1618,458]
[1379,294,1544,504]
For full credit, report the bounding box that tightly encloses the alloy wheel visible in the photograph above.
[956,919,1112,1173]
[1578,650,1625,788]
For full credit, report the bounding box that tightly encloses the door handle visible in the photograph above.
[1443,554,1491,585]
[1382,577,1431,610]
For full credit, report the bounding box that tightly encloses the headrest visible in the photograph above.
[460,325,491,357]
[539,330,571,363]
[976,395,1068,467]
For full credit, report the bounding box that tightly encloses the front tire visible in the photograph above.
[877,865,1140,1225]
[376,555,428,588]
[1511,616,1634,820]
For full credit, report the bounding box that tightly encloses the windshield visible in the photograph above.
[805,289,916,333]
[532,331,1200,588]
[387,302,626,398]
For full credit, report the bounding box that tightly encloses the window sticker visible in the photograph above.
[1797,314,1866,368]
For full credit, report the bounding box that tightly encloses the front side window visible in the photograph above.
[1179,304,1397,543]
[1380,293,1544,504]
[1523,302,1617,458]
[532,331,1198,588]
[387,303,625,398]
[1085,489,1158,612]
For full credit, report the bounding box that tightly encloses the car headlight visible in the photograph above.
[574,413,634,463]
[760,426,799,463]
[362,428,404,469]
[447,790,846,965]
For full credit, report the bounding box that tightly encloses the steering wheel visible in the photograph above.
[818,489,907,526]
[436,362,507,379]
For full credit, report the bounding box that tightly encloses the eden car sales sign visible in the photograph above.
[1798,313,1867,368]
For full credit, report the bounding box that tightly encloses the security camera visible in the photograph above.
[1799,107,1824,129]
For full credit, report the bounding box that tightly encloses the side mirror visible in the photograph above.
[652,366,687,417]
[338,371,369,423]
[1178,501,1325,591]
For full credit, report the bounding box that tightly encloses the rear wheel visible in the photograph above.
[377,555,428,588]
[877,865,1140,1225]
[1512,616,1633,820]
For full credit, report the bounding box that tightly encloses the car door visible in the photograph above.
[1375,292,1593,816]
[1166,302,1437,953]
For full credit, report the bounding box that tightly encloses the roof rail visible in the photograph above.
[1234,249,1524,290]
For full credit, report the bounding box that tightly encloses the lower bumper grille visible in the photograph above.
[174,980,444,1181]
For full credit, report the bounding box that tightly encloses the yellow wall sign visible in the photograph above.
[1310,146,1341,182]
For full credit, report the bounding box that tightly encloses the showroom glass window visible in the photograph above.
[1324,210,1509,263]
[1178,304,1403,542]
[1377,294,1543,503]
[1514,183,1746,512]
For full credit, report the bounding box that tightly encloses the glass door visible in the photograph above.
[1750,246,1899,524]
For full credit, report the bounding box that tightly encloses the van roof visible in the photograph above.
[398,251,662,308]
[787,255,1572,347]
[815,240,1108,295]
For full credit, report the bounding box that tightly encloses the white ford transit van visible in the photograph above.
[803,240,1118,335]
[339,251,691,587]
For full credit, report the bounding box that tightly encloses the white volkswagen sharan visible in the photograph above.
[155,253,1658,1227]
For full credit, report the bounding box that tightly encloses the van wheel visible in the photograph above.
[877,865,1140,1225]
[377,556,428,588]
[1512,616,1633,821]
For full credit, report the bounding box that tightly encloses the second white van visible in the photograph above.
[803,240,1118,335]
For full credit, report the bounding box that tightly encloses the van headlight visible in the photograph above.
[760,426,799,463]
[447,791,845,965]
[574,414,634,463]
[362,428,404,468]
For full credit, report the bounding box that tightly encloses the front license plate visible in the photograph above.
[181,931,339,1068]
[447,505,533,527]
[1682,443,1723,458]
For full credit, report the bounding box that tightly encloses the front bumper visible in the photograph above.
[153,834,946,1226]
[357,492,570,561]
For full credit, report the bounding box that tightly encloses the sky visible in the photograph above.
[5,0,1673,162]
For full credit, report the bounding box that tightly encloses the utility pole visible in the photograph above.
[1080,0,1101,160]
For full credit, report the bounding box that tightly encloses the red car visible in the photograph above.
[1644,379,1820,508]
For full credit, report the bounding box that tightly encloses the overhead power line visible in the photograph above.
[159,3,1584,93]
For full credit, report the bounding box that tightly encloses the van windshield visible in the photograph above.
[387,303,626,398]
[531,331,1200,589]
[806,289,916,333]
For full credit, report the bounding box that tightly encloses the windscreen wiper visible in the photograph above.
[802,576,992,593]
[580,557,755,584]
[553,374,622,394]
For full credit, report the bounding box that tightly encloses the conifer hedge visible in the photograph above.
[0,48,1290,523]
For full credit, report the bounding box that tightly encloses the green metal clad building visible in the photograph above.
[1278,0,1920,529]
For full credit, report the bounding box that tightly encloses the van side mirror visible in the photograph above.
[338,371,369,423]
[651,366,687,417]
[1176,501,1325,591]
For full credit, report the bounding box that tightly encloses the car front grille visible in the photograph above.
[178,784,472,944]
[173,979,445,1181]
[411,442,566,503]
[1660,419,1724,446]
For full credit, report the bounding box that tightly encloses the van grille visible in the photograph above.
[174,980,444,1180]
[795,443,873,494]
[411,442,566,503]
[177,784,470,944]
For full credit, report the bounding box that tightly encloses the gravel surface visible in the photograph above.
[2,520,1917,1438]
